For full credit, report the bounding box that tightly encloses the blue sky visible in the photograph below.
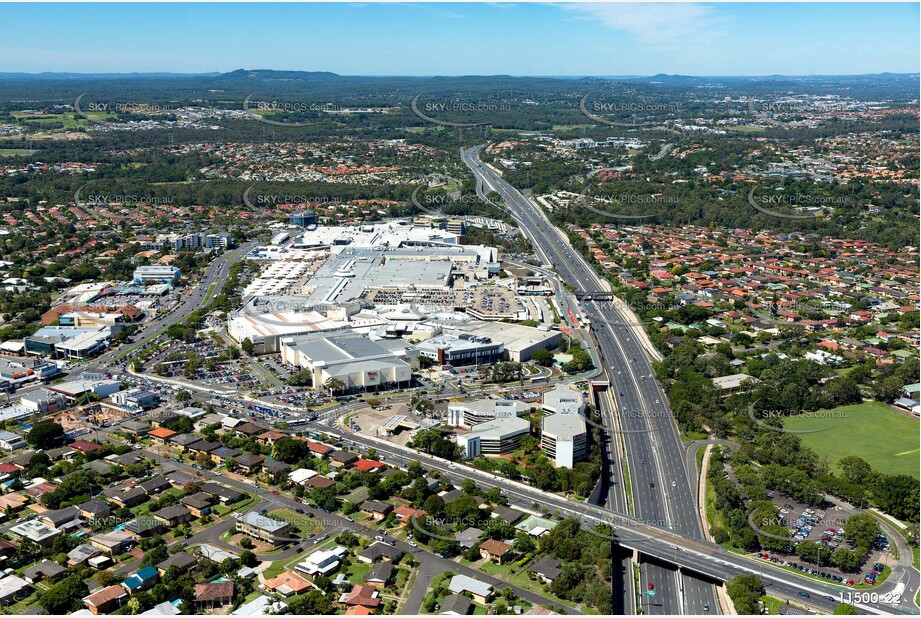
[0,3,917,76]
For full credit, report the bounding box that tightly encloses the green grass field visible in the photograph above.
[784,401,920,478]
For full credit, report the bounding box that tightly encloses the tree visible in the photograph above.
[39,573,88,614]
[273,437,310,463]
[241,338,254,355]
[325,377,346,394]
[872,474,920,522]
[532,348,554,366]
[844,513,880,551]
[240,549,257,567]
[311,487,339,511]
[175,389,192,403]
[725,574,764,615]
[240,537,253,550]
[27,422,64,449]
[839,456,873,487]
[97,569,116,588]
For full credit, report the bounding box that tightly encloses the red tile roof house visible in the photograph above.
[354,459,385,473]
[340,584,381,609]
[393,506,426,525]
[148,427,177,442]
[307,441,335,457]
[83,584,128,615]
[70,440,102,454]
[193,581,234,609]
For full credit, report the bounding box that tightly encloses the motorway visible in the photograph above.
[456,145,917,615]
[461,144,717,614]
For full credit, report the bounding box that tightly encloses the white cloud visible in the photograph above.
[559,3,727,50]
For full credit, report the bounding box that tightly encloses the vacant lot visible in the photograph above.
[785,401,919,478]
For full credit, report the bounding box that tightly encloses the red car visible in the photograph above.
[294,497,302,503]
[648,583,654,590]
[271,490,279,495]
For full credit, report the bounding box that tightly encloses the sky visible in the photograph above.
[0,2,917,76]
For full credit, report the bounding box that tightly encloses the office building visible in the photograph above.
[132,266,181,286]
[415,333,504,367]
[541,413,587,469]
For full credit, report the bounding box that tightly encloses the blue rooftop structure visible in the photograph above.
[123,566,158,591]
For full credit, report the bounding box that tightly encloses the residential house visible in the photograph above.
[104,486,148,508]
[68,544,102,567]
[354,459,385,473]
[448,574,493,604]
[156,552,198,576]
[90,530,134,555]
[166,471,199,489]
[357,542,404,565]
[23,560,67,583]
[148,427,177,443]
[83,585,128,615]
[122,566,159,593]
[439,594,472,615]
[0,574,29,606]
[393,506,426,526]
[329,450,359,468]
[262,571,311,597]
[169,434,202,451]
[201,482,244,504]
[139,476,171,495]
[529,556,562,584]
[363,562,393,588]
[125,515,166,539]
[40,505,81,529]
[234,422,263,437]
[339,584,380,610]
[234,453,265,473]
[153,505,192,527]
[210,446,241,465]
[193,581,234,610]
[80,498,112,521]
[360,500,393,521]
[479,539,511,564]
[180,492,214,517]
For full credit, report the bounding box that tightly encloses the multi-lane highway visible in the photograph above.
[456,144,917,616]
[461,144,718,614]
